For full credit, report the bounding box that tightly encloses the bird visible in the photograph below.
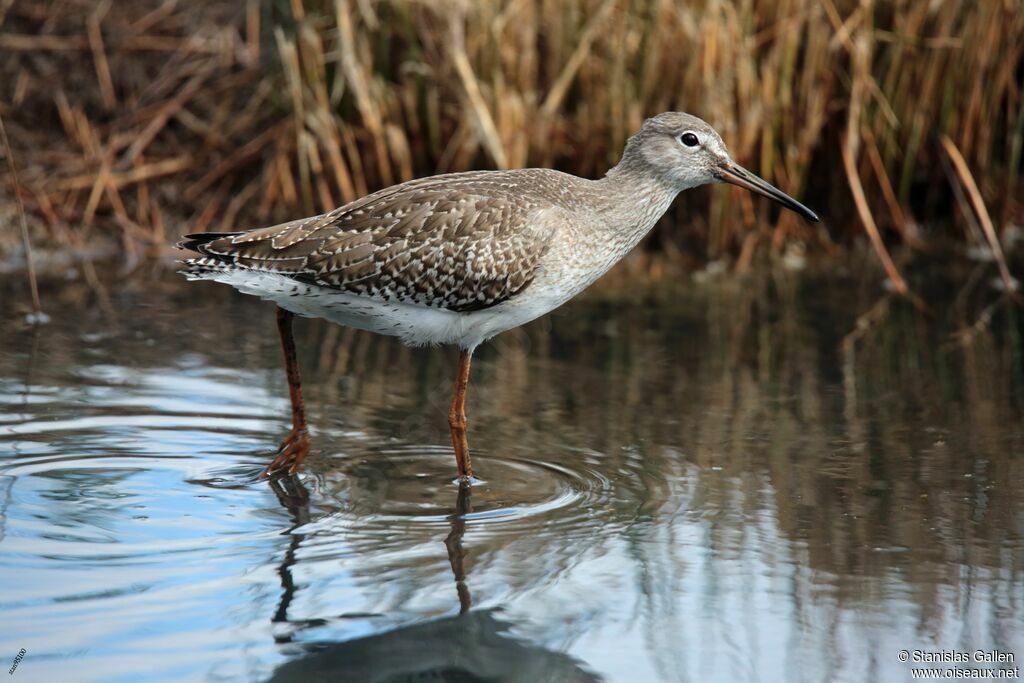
[178,112,818,482]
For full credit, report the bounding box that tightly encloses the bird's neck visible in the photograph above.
[591,162,680,248]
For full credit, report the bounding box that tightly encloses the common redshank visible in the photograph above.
[179,112,818,481]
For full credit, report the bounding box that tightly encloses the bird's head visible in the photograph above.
[623,112,819,222]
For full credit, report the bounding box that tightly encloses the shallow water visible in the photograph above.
[1,270,1022,682]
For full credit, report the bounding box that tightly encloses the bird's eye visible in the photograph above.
[680,132,700,147]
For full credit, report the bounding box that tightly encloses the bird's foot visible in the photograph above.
[261,426,310,478]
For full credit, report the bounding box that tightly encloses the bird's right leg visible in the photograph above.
[447,348,475,481]
[263,307,311,477]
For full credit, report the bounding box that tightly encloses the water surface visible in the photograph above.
[1,269,1022,682]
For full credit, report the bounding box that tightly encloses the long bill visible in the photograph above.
[716,162,820,222]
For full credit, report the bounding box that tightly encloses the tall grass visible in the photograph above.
[1,0,1021,282]
[0,112,42,317]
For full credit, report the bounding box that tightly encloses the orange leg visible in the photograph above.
[447,348,474,481]
[262,307,311,477]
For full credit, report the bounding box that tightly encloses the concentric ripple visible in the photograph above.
[309,446,613,530]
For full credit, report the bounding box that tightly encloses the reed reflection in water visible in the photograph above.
[0,268,1021,682]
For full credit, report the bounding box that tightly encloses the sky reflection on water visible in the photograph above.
[0,269,1022,682]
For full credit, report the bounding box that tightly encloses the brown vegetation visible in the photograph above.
[1,0,1022,285]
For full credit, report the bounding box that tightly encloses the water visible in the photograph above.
[1,269,1022,682]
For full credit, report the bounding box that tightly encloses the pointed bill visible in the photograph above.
[717,163,819,222]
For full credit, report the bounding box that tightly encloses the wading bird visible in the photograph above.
[180,112,818,481]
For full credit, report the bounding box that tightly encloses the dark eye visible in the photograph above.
[680,132,699,147]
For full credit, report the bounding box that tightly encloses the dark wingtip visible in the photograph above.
[176,231,241,253]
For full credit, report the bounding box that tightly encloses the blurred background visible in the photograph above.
[0,0,1022,287]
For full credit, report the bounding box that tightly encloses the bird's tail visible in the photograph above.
[176,231,241,254]
[176,232,242,279]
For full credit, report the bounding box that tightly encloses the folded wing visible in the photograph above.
[180,173,561,312]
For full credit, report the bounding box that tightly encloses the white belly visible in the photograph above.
[191,270,557,349]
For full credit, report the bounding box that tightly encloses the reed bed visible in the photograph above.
[0,0,1022,284]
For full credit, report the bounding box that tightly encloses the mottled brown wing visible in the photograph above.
[186,173,560,312]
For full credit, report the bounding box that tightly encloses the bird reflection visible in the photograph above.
[264,477,598,682]
[266,475,474,630]
[266,475,313,642]
[444,480,473,614]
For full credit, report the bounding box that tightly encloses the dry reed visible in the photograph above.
[0,111,42,318]
[0,0,1021,286]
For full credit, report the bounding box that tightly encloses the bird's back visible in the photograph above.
[180,168,587,313]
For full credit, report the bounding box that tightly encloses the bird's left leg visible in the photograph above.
[263,307,311,477]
